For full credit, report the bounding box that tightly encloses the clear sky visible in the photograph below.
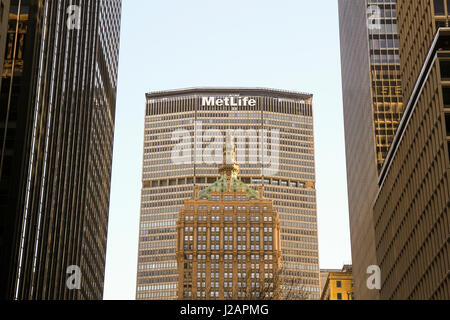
[103,0,351,300]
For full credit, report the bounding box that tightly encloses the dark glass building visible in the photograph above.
[0,0,122,300]
[366,0,403,172]
[0,0,9,89]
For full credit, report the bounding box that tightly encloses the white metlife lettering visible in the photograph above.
[202,96,257,107]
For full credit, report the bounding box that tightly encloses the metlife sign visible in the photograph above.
[201,96,257,107]
[168,96,280,175]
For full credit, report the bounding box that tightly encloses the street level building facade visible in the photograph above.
[373,0,450,299]
[320,265,354,300]
[0,0,122,299]
[338,0,403,299]
[176,135,281,299]
[137,88,320,300]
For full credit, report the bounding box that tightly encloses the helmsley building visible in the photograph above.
[136,88,320,300]
[176,134,282,299]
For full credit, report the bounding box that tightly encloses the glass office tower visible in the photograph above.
[367,0,404,171]
[137,88,320,300]
[0,0,122,300]
[338,0,403,299]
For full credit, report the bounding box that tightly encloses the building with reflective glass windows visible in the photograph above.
[338,0,403,299]
[367,0,404,172]
[0,0,122,300]
[137,88,320,300]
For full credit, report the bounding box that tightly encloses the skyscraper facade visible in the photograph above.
[0,0,122,300]
[338,0,380,300]
[137,88,320,300]
[176,135,282,300]
[338,0,403,299]
[0,0,9,89]
[373,0,450,299]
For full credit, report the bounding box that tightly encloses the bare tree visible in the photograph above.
[235,266,310,300]
[279,269,310,300]
[185,266,311,300]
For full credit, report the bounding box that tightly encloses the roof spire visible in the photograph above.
[219,131,240,190]
[197,132,260,199]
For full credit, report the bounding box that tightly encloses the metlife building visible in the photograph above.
[136,88,319,300]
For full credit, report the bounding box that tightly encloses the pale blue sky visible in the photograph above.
[103,0,351,300]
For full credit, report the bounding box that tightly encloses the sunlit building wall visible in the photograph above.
[374,0,450,299]
[338,0,403,299]
[136,88,320,300]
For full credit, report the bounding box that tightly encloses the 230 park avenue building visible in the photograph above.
[176,134,282,300]
[136,88,320,300]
